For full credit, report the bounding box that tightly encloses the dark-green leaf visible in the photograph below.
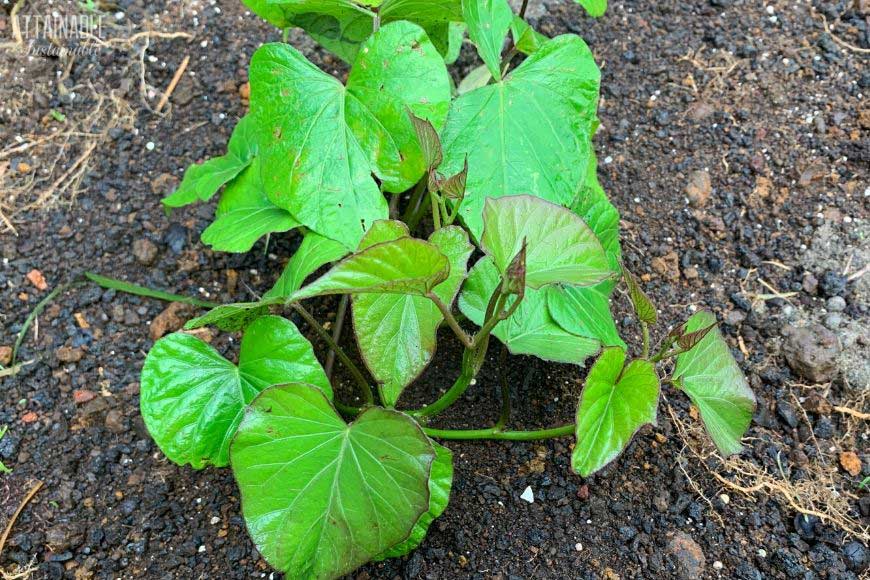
[571,348,659,477]
[230,383,436,578]
[140,316,329,468]
[250,21,450,249]
[672,311,756,456]
[440,34,601,241]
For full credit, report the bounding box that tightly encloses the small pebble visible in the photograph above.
[713,561,723,570]
[520,486,534,503]
[758,548,767,558]
[824,313,842,330]
[574,543,583,552]
[145,141,155,151]
[826,296,846,312]
[719,493,730,505]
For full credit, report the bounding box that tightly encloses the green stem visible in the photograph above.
[427,292,473,348]
[282,27,290,43]
[641,322,650,359]
[334,400,362,417]
[494,345,510,430]
[413,345,483,419]
[324,295,349,379]
[424,424,574,441]
[291,303,373,405]
[430,191,442,230]
[401,179,427,226]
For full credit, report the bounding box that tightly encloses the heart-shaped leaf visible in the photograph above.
[673,311,756,456]
[163,114,258,209]
[141,316,329,468]
[440,34,600,241]
[230,383,435,578]
[265,231,350,299]
[571,348,659,477]
[481,195,611,289]
[292,237,451,301]
[353,225,473,406]
[461,0,513,80]
[200,158,299,253]
[459,257,600,365]
[250,21,450,248]
[377,441,453,559]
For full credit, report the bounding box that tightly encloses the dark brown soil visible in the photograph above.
[1,0,868,579]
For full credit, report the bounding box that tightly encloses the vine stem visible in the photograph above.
[427,292,473,348]
[641,322,650,359]
[324,295,349,379]
[424,424,574,441]
[291,303,374,405]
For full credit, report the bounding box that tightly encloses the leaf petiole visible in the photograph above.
[291,303,374,405]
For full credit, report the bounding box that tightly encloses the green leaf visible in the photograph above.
[184,297,284,332]
[163,115,258,208]
[358,219,411,250]
[440,34,601,241]
[457,64,492,95]
[673,311,756,456]
[230,383,435,578]
[461,0,513,80]
[353,226,473,405]
[576,0,607,17]
[545,285,624,347]
[265,232,350,299]
[459,257,600,365]
[141,316,329,468]
[250,22,450,248]
[408,110,443,171]
[293,237,451,301]
[377,441,453,559]
[547,145,624,345]
[571,348,659,477]
[481,195,611,289]
[200,159,299,253]
[241,0,297,28]
[510,16,548,54]
[622,264,657,325]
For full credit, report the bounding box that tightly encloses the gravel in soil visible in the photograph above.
[1,0,868,578]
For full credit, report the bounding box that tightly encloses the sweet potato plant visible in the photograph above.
[143,0,756,577]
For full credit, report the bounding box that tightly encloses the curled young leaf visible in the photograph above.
[672,311,756,456]
[140,316,330,469]
[438,157,469,202]
[459,257,600,365]
[502,239,527,297]
[408,109,443,171]
[676,321,718,351]
[572,348,659,477]
[230,383,436,579]
[622,263,657,325]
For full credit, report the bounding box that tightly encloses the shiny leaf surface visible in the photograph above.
[461,0,513,79]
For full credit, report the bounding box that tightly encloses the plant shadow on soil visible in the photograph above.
[0,0,868,578]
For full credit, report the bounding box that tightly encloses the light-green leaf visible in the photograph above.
[184,297,285,332]
[250,21,450,248]
[510,16,548,54]
[200,159,299,253]
[230,383,435,579]
[440,34,601,241]
[377,441,453,559]
[545,284,624,347]
[163,115,258,209]
[571,348,659,477]
[461,0,513,80]
[353,225,473,406]
[265,232,350,299]
[459,257,600,365]
[673,311,756,456]
[481,195,611,289]
[293,237,451,301]
[140,316,329,469]
[576,0,607,18]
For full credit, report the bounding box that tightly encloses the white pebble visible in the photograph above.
[574,542,583,552]
[719,493,730,505]
[210,516,220,525]
[758,548,767,558]
[198,545,206,553]
[145,142,155,151]
[713,561,723,570]
[520,486,534,503]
